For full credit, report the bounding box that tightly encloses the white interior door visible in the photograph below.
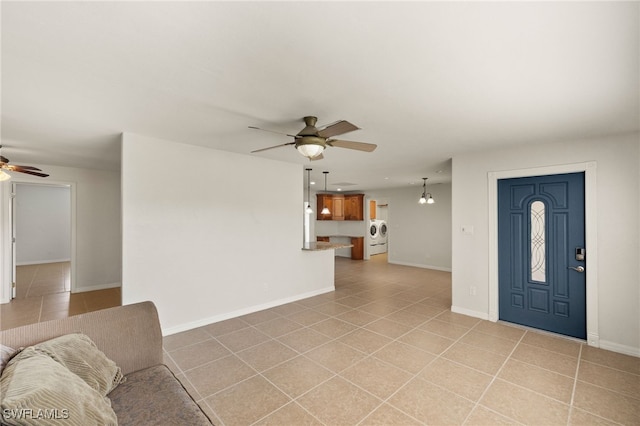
[10,182,16,299]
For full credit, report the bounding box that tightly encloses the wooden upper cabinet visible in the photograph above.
[369,200,376,220]
[332,195,345,220]
[317,193,364,221]
[344,194,364,221]
[317,194,333,220]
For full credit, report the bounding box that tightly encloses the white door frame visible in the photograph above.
[1,178,77,303]
[487,161,599,347]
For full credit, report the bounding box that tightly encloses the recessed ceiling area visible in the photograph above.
[1,2,638,191]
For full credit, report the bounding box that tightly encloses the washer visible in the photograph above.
[369,220,385,255]
[369,220,379,240]
[368,220,380,254]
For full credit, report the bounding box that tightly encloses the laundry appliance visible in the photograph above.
[368,219,387,255]
[377,220,388,253]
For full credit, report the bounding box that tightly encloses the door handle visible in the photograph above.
[568,266,585,273]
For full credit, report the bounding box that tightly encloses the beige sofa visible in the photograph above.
[0,301,213,425]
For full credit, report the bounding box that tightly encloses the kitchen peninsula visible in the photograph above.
[302,240,354,251]
[315,235,364,260]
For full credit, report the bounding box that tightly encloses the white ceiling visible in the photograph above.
[2,1,638,191]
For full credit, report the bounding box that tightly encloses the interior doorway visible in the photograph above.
[11,182,73,300]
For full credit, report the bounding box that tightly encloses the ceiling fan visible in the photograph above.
[0,145,49,181]
[249,116,377,160]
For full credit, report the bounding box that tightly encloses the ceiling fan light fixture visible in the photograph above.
[0,170,11,181]
[296,144,324,159]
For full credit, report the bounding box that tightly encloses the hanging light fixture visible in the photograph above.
[321,171,331,215]
[297,143,325,160]
[0,145,11,182]
[419,177,435,205]
[305,168,313,214]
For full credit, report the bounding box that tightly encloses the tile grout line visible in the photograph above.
[180,290,449,425]
[567,343,583,425]
[460,329,529,425]
[351,311,486,425]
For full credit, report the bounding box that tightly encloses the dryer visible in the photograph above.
[377,220,388,253]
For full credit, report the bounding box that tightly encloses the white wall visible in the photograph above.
[15,184,71,265]
[367,184,452,271]
[452,133,640,355]
[121,133,334,334]
[1,164,121,301]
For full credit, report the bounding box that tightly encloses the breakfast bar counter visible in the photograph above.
[302,241,354,251]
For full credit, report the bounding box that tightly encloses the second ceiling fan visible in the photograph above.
[249,116,377,160]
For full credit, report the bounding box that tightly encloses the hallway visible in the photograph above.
[0,262,120,330]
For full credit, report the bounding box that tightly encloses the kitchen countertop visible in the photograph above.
[302,241,354,251]
[316,235,365,238]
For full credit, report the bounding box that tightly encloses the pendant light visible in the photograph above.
[419,177,435,205]
[321,171,331,215]
[0,145,11,181]
[305,168,313,214]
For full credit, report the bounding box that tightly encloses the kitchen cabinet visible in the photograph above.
[316,194,333,220]
[332,195,345,220]
[344,194,364,220]
[351,237,364,260]
[369,200,376,220]
[317,193,364,221]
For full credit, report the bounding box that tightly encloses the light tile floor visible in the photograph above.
[163,255,640,426]
[0,262,121,330]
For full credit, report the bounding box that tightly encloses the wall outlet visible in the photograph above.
[469,286,477,296]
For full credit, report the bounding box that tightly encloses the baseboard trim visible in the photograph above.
[17,259,71,266]
[598,340,640,358]
[162,285,336,336]
[451,305,489,320]
[73,282,121,293]
[387,260,452,272]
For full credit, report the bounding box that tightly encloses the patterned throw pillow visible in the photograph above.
[0,344,16,374]
[33,333,125,396]
[0,347,118,426]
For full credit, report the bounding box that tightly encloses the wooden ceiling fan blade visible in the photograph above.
[327,140,377,152]
[15,169,49,178]
[317,120,360,138]
[248,126,298,138]
[310,153,325,161]
[8,165,42,171]
[251,142,296,153]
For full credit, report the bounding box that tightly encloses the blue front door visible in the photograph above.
[498,172,586,339]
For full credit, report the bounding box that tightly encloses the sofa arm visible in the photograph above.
[0,301,163,375]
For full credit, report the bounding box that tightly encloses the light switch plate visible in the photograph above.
[462,226,474,235]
